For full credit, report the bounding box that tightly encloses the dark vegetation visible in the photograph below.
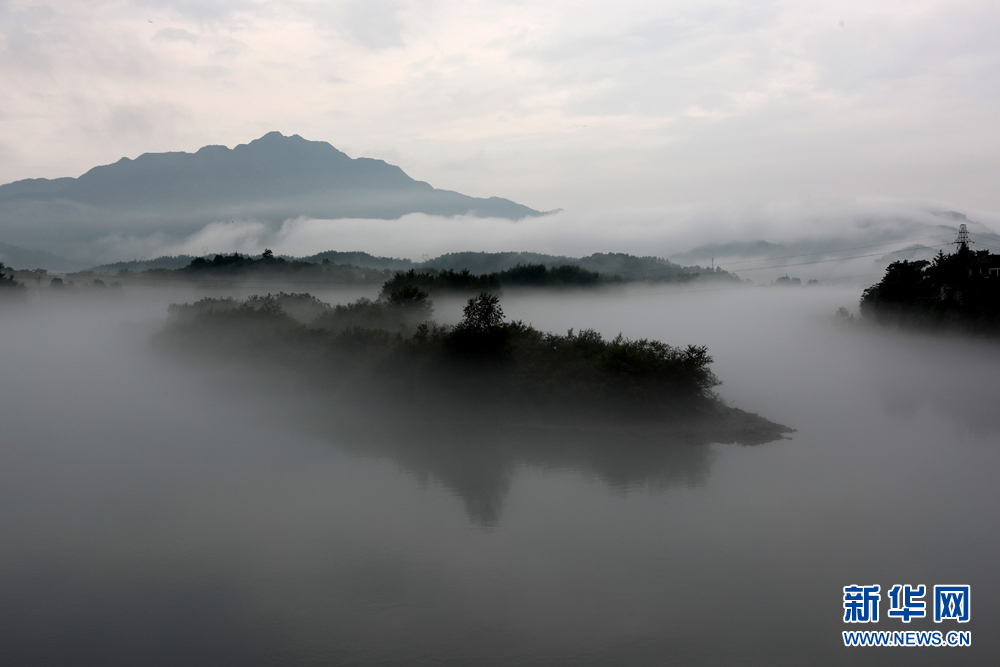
[5,267,51,286]
[79,250,741,287]
[181,248,387,279]
[91,255,196,272]
[69,250,739,298]
[0,262,23,290]
[159,289,790,439]
[77,250,395,286]
[300,250,414,270]
[419,251,740,282]
[379,263,609,295]
[860,244,1000,334]
[0,263,118,290]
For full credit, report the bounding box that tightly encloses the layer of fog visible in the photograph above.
[7,199,997,287]
[1,285,998,665]
[4,284,1000,531]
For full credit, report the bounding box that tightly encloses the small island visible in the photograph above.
[158,288,791,443]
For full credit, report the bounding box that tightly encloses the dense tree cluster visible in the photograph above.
[187,250,295,271]
[860,247,1000,333]
[0,262,23,290]
[379,263,609,297]
[161,290,723,419]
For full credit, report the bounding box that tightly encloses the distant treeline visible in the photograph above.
[860,246,1000,334]
[63,250,746,292]
[300,250,414,270]
[85,250,741,284]
[3,265,118,290]
[90,255,197,272]
[186,249,316,273]
[75,250,393,286]
[0,262,24,291]
[417,251,710,280]
[379,264,610,296]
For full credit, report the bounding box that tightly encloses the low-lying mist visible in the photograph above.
[2,284,998,665]
[13,199,998,283]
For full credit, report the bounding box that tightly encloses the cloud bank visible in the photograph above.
[89,199,998,282]
[2,1,999,215]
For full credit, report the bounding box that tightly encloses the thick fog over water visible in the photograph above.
[1,285,998,665]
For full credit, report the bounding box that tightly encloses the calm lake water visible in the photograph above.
[1,285,997,666]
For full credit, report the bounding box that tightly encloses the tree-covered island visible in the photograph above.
[158,289,790,442]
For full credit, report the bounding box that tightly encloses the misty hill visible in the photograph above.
[301,250,415,270]
[77,251,393,288]
[418,251,730,281]
[0,242,86,272]
[90,255,198,273]
[83,249,739,282]
[0,132,545,254]
[671,241,787,263]
[380,264,611,296]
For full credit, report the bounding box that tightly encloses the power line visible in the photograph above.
[582,235,954,279]
[961,232,1000,252]
[73,234,958,286]
[725,243,952,274]
[78,242,931,289]
[704,234,953,267]
[498,271,887,302]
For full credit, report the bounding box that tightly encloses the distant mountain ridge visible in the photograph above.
[1,132,415,205]
[0,132,543,218]
[0,132,546,257]
[0,242,86,271]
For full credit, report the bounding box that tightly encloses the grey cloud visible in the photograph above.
[498,9,798,120]
[102,102,186,140]
[193,64,230,78]
[4,3,57,23]
[134,0,256,21]
[345,0,404,50]
[809,8,1000,99]
[153,27,199,43]
[0,2,56,65]
[107,105,156,136]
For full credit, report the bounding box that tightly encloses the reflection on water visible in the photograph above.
[311,420,720,526]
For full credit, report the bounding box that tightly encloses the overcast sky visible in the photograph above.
[2,0,999,215]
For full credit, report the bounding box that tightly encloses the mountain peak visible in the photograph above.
[247,130,303,146]
[0,133,548,255]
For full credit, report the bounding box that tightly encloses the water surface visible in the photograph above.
[1,285,997,665]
